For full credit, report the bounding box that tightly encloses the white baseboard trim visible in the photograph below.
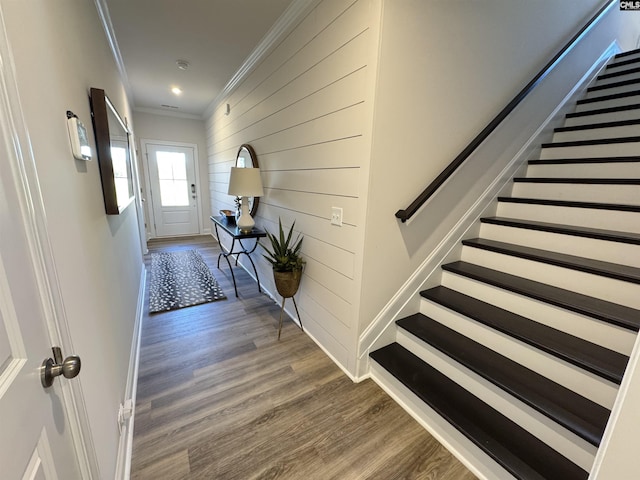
[114,265,146,480]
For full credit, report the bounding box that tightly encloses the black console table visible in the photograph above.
[210,216,266,297]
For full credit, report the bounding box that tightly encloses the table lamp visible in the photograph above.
[227,167,264,232]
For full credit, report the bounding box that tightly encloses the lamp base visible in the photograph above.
[236,197,254,232]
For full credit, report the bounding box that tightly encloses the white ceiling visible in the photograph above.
[104,0,294,118]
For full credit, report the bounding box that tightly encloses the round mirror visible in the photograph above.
[235,144,260,218]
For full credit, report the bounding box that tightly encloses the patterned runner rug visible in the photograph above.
[149,249,226,313]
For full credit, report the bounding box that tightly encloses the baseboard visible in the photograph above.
[114,264,146,480]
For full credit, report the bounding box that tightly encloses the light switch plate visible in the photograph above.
[331,207,343,226]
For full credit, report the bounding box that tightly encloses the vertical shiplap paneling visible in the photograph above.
[207,0,374,373]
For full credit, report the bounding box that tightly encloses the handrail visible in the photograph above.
[395,0,616,223]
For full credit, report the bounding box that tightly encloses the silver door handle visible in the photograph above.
[41,346,81,388]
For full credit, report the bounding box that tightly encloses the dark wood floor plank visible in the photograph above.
[131,236,474,479]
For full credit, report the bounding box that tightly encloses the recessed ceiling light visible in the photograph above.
[171,87,182,95]
[176,60,190,71]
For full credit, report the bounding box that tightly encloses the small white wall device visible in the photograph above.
[66,110,92,161]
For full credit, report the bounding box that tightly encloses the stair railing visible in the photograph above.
[395,0,617,223]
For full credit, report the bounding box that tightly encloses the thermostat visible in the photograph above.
[67,110,92,161]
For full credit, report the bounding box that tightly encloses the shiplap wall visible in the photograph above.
[207,0,378,373]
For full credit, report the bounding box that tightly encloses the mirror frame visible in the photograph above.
[235,144,260,218]
[89,87,134,215]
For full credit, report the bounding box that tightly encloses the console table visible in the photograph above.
[210,215,266,297]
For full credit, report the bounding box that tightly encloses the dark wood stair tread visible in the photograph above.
[481,216,640,245]
[498,196,640,212]
[555,118,640,132]
[370,343,589,480]
[588,77,640,92]
[566,103,640,119]
[528,156,640,165]
[513,177,640,184]
[598,65,640,80]
[577,90,640,106]
[442,261,640,331]
[541,136,640,148]
[420,286,628,384]
[462,237,640,285]
[396,313,610,446]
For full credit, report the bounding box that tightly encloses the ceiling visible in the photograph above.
[103,0,294,118]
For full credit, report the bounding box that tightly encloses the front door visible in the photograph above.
[145,143,200,237]
[0,119,81,479]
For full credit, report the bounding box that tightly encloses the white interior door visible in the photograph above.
[0,135,81,480]
[146,143,200,237]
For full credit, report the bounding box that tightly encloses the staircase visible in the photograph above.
[369,49,640,479]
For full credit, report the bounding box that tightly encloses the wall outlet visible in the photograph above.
[331,207,343,226]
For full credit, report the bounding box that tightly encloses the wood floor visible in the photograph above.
[130,235,476,480]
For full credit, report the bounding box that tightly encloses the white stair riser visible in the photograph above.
[440,271,636,355]
[575,96,640,112]
[479,223,640,268]
[460,246,640,310]
[552,125,640,142]
[585,84,640,99]
[510,182,640,206]
[607,56,640,69]
[397,329,597,471]
[417,299,618,408]
[496,202,640,234]
[526,162,640,178]
[540,141,640,159]
[563,109,640,127]
[369,362,518,480]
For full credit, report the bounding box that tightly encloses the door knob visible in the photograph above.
[41,346,81,388]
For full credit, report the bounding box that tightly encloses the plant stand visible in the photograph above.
[278,295,302,340]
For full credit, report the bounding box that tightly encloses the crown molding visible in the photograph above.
[93,0,134,105]
[203,0,322,119]
[134,106,204,121]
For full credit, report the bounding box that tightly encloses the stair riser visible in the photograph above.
[526,162,640,178]
[540,141,640,159]
[585,83,640,99]
[479,223,640,268]
[460,246,640,309]
[369,361,517,480]
[510,183,640,206]
[440,271,636,355]
[552,125,640,142]
[397,329,597,470]
[563,109,640,127]
[575,95,640,112]
[416,299,618,408]
[496,202,640,234]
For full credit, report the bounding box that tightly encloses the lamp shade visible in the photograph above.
[227,167,264,197]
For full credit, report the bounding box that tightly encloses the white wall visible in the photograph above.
[1,1,143,478]
[207,0,381,373]
[132,111,211,237]
[360,0,636,334]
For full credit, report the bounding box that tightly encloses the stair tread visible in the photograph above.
[420,286,628,384]
[566,103,640,118]
[555,118,640,132]
[588,76,640,92]
[442,261,640,331]
[513,177,640,184]
[370,343,589,480]
[528,156,640,165]
[608,56,640,69]
[598,65,640,80]
[498,196,640,212]
[481,216,640,244]
[577,89,640,105]
[397,313,610,446]
[541,136,640,148]
[462,237,640,285]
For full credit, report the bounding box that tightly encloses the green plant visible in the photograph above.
[262,218,305,272]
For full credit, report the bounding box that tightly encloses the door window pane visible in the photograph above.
[156,151,189,206]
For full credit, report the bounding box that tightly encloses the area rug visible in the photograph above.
[149,249,226,313]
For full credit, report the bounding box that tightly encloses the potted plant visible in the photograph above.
[262,218,305,298]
